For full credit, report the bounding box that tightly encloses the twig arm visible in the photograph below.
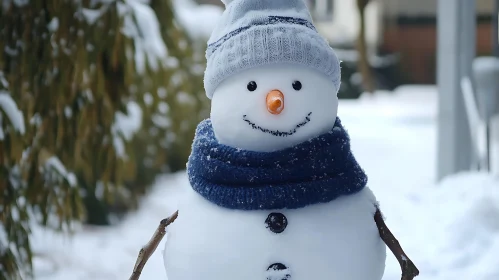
[374,208,419,280]
[129,210,179,280]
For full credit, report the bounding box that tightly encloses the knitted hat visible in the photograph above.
[203,0,341,99]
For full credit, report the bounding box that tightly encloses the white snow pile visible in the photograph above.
[29,85,499,280]
[0,90,25,140]
[412,172,499,280]
[172,0,223,39]
[31,173,187,280]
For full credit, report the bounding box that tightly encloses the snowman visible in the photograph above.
[163,0,418,280]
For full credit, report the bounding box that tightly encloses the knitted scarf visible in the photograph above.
[187,117,367,210]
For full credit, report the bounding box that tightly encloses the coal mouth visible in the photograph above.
[242,112,312,137]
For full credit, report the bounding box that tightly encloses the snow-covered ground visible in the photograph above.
[31,85,499,280]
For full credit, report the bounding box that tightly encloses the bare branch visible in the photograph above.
[129,210,179,280]
[374,208,419,280]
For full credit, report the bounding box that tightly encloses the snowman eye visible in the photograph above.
[292,80,302,91]
[247,81,257,92]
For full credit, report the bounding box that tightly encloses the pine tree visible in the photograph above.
[0,0,207,278]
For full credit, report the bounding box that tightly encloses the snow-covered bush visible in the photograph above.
[0,0,209,278]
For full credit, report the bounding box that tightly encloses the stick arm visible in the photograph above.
[374,207,419,280]
[129,210,179,280]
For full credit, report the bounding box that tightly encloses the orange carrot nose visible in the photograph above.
[266,90,284,115]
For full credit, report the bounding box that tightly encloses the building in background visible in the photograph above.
[380,0,495,84]
[195,0,496,85]
[308,0,381,48]
[309,0,496,84]
[194,0,382,48]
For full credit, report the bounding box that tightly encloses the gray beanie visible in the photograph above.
[203,0,341,99]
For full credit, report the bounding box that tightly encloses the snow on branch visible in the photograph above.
[44,156,78,188]
[0,115,4,140]
[120,0,168,74]
[111,101,143,159]
[0,91,25,140]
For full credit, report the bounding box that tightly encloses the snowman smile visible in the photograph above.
[242,112,312,137]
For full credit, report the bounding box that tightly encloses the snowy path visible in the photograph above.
[32,86,499,280]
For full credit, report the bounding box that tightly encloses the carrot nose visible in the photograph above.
[266,90,284,115]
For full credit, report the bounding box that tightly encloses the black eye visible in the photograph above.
[292,80,302,91]
[247,81,257,91]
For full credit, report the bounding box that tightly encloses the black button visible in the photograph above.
[266,263,291,280]
[265,212,288,233]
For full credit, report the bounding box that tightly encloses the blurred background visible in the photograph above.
[1,0,499,279]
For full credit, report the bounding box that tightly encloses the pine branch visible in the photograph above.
[374,208,419,280]
[129,210,179,280]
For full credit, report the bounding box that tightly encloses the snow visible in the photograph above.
[0,115,4,140]
[415,173,499,280]
[31,173,188,280]
[175,92,195,105]
[473,56,499,72]
[157,87,167,99]
[47,17,59,32]
[158,102,169,114]
[0,224,7,253]
[461,77,487,168]
[164,187,385,280]
[121,0,168,74]
[44,156,78,188]
[472,56,499,121]
[172,0,223,39]
[210,64,338,152]
[64,106,72,118]
[151,114,171,128]
[0,91,25,139]
[0,71,8,88]
[143,92,153,106]
[111,101,143,159]
[14,0,29,7]
[2,0,29,9]
[81,9,101,25]
[29,85,499,280]
[114,101,142,141]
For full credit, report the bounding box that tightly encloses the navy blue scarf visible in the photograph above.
[187,117,367,210]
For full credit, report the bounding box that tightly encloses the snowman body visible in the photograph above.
[163,64,387,280]
[164,187,386,280]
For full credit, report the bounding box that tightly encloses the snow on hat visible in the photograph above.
[203,0,341,99]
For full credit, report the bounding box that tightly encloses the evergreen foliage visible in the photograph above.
[0,0,208,278]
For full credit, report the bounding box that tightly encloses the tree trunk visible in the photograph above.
[356,0,375,93]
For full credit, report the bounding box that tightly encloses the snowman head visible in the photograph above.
[204,0,341,152]
[211,64,338,152]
